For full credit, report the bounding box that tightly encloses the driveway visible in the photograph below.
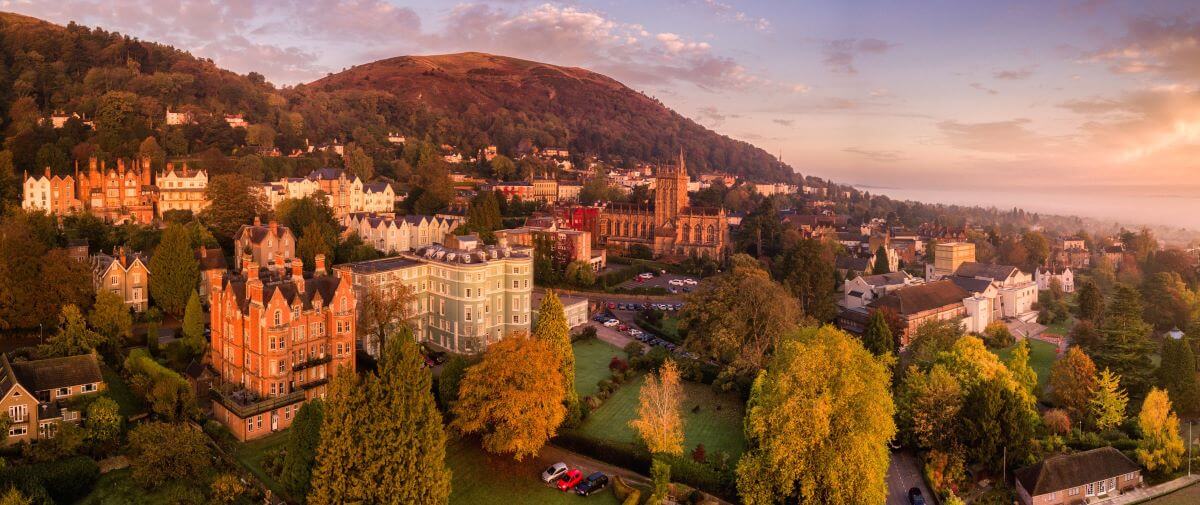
[888,450,934,505]
[585,321,639,349]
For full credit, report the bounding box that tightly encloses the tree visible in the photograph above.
[1021,231,1050,268]
[149,224,200,315]
[871,245,890,274]
[907,319,964,369]
[40,305,105,357]
[297,222,336,273]
[282,400,323,499]
[202,173,264,243]
[464,191,502,233]
[1136,388,1185,474]
[437,354,477,411]
[1049,347,1098,419]
[680,255,800,375]
[358,283,416,355]
[181,291,205,356]
[489,155,516,180]
[861,309,894,356]
[84,396,122,452]
[0,488,30,505]
[1089,368,1129,431]
[897,364,962,451]
[210,474,247,504]
[1156,338,1200,418]
[631,360,685,456]
[737,326,895,504]
[773,240,837,322]
[1069,320,1102,353]
[89,290,132,347]
[128,422,211,487]
[344,143,374,181]
[649,459,671,505]
[534,291,579,424]
[981,321,1015,348]
[1006,340,1038,397]
[138,136,166,171]
[563,261,596,287]
[1093,284,1156,400]
[308,371,366,504]
[957,377,1037,473]
[1141,272,1199,331]
[452,333,566,460]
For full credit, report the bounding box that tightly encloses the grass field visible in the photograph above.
[574,375,746,458]
[447,438,620,505]
[1143,482,1200,504]
[233,431,292,502]
[993,338,1060,390]
[574,339,624,398]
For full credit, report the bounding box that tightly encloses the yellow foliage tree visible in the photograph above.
[630,359,685,456]
[451,332,566,460]
[1136,387,1185,473]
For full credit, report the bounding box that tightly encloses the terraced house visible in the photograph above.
[0,353,105,446]
[207,254,357,441]
[335,234,534,355]
[340,212,461,255]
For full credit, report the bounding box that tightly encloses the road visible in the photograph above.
[888,450,933,505]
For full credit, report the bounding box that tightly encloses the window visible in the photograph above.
[8,405,26,423]
[247,418,255,432]
[1069,487,1080,496]
[57,387,70,397]
[7,426,26,437]
[273,311,282,326]
[111,276,118,286]
[1086,483,1094,496]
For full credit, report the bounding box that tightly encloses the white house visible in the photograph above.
[949,262,1039,333]
[842,271,923,309]
[1035,266,1075,293]
[342,213,463,254]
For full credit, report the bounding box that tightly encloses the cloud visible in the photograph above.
[937,118,1056,153]
[822,38,895,74]
[970,82,999,95]
[843,147,906,162]
[772,119,795,126]
[1070,85,1200,163]
[1085,16,1200,82]
[695,106,739,126]
[694,0,770,32]
[993,66,1035,80]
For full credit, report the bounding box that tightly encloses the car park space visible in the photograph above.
[593,305,698,361]
[618,272,701,294]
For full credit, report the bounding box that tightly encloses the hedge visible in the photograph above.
[0,455,99,504]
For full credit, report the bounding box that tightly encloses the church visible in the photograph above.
[598,151,728,260]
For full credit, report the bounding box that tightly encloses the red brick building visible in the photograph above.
[208,254,357,441]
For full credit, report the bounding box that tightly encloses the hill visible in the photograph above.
[301,52,796,181]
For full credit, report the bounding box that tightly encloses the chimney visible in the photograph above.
[199,247,207,259]
[241,257,251,272]
[292,259,305,293]
[44,167,51,178]
[246,261,263,304]
[246,261,260,282]
[274,254,284,271]
[269,220,278,236]
[314,254,327,276]
[253,215,262,227]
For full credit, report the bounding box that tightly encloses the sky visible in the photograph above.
[4,0,1200,228]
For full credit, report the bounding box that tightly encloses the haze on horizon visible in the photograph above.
[8,0,1198,230]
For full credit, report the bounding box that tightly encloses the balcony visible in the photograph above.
[300,378,329,390]
[291,354,332,372]
[210,387,305,419]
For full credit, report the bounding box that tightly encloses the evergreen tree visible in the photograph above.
[772,239,837,322]
[1156,338,1200,418]
[871,245,890,274]
[89,290,132,348]
[1093,284,1155,399]
[309,371,367,504]
[181,291,205,356]
[149,224,199,315]
[1006,340,1038,397]
[1075,280,1104,322]
[533,291,579,424]
[957,377,1037,473]
[861,309,894,356]
[282,400,323,500]
[39,305,105,357]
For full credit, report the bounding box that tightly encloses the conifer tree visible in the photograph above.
[149,224,199,315]
[862,309,894,356]
[1006,340,1038,397]
[1156,338,1200,418]
[872,245,890,274]
[1075,280,1104,322]
[282,400,323,500]
[533,291,579,424]
[308,370,367,504]
[1093,283,1155,399]
[181,291,205,357]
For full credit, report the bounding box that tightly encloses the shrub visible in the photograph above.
[692,443,707,463]
[609,356,629,372]
[624,342,645,358]
[36,455,99,504]
[612,474,638,501]
[1043,409,1071,435]
[204,419,237,451]
[621,491,641,505]
[640,346,670,370]
[982,321,1015,348]
[572,326,598,342]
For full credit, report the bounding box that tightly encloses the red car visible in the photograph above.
[556,469,583,491]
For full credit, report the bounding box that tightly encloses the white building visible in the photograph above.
[156,165,210,217]
[533,292,589,329]
[224,114,248,128]
[949,262,1039,333]
[842,271,923,309]
[341,213,463,255]
[1035,266,1075,293]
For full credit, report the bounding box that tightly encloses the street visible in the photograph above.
[888,450,933,505]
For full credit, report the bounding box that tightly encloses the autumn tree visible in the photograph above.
[39,305,105,358]
[1136,388,1185,474]
[897,363,962,451]
[1049,347,1098,419]
[906,318,963,369]
[128,422,211,487]
[534,291,579,423]
[89,290,132,348]
[281,400,323,499]
[344,143,374,181]
[1141,272,1199,331]
[149,224,199,315]
[0,211,94,329]
[680,255,800,375]
[1156,338,1200,418]
[773,240,837,322]
[452,333,566,460]
[1090,368,1129,431]
[861,309,894,356]
[358,283,416,354]
[202,173,264,243]
[737,326,895,504]
[1075,279,1104,323]
[1006,340,1038,397]
[631,360,685,456]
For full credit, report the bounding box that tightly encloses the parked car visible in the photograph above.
[541,462,568,483]
[618,324,629,332]
[603,319,620,327]
[668,279,684,286]
[907,488,926,505]
[574,472,610,496]
[683,278,699,286]
[557,469,584,491]
[607,302,615,309]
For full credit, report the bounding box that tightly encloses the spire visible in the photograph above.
[678,146,685,173]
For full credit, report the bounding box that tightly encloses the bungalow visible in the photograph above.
[0,353,105,446]
[1015,447,1141,505]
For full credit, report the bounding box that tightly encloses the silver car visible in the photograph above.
[541,462,568,483]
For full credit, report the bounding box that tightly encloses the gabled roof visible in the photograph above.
[363,181,392,193]
[1016,447,1139,496]
[949,275,994,294]
[221,269,344,314]
[195,247,228,271]
[10,353,103,393]
[835,256,872,272]
[954,262,1018,281]
[234,222,292,245]
[859,271,911,287]
[872,280,967,315]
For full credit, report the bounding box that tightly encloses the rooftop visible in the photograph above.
[1015,447,1139,496]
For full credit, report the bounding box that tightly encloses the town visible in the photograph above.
[1,5,1200,505]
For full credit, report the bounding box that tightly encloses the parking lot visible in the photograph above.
[618,272,701,295]
[592,304,697,360]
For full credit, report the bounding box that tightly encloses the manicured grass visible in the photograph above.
[100,365,147,417]
[446,438,620,505]
[574,375,746,459]
[1144,482,1200,504]
[574,339,624,398]
[993,338,1060,390]
[233,431,292,502]
[1044,316,1074,337]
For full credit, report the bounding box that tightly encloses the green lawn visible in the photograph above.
[574,375,746,459]
[1143,482,1200,504]
[233,431,292,502]
[574,339,624,398]
[100,365,147,417]
[994,338,1060,390]
[447,438,620,505]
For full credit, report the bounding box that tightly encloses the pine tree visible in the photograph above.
[871,245,890,274]
[181,291,205,357]
[282,400,323,499]
[862,309,894,356]
[149,224,199,315]
[1093,284,1155,399]
[533,291,579,424]
[1156,338,1200,418]
[1006,340,1038,397]
[1076,280,1104,322]
[308,371,367,504]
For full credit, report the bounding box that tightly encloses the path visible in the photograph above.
[585,321,638,349]
[887,450,935,505]
[540,444,733,505]
[1096,474,1199,504]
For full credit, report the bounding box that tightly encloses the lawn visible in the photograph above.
[1143,482,1200,504]
[78,468,213,505]
[993,338,1060,390]
[574,339,624,398]
[100,365,147,417]
[447,437,620,505]
[233,431,292,502]
[574,375,746,459]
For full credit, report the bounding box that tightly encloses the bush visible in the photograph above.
[692,443,707,463]
[204,419,237,451]
[982,322,1015,348]
[623,342,644,358]
[612,474,638,501]
[639,346,670,371]
[609,356,629,372]
[37,455,100,504]
[663,455,737,501]
[621,491,641,505]
[1042,409,1071,435]
[0,464,52,504]
[572,326,598,342]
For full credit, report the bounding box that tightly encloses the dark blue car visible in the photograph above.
[573,472,609,496]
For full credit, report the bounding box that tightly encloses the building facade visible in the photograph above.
[341,213,462,255]
[925,241,976,281]
[92,247,150,312]
[208,255,356,441]
[156,165,210,217]
[1015,447,1141,505]
[22,168,82,215]
[870,280,970,346]
[1036,266,1075,293]
[598,152,728,260]
[1,353,105,446]
[234,218,296,271]
[22,157,155,223]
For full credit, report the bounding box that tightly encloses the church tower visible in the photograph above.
[654,149,689,227]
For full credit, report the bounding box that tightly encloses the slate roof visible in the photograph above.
[221,269,343,313]
[836,255,872,272]
[954,262,1018,280]
[1015,447,1139,496]
[363,181,392,193]
[872,280,967,315]
[859,271,911,287]
[307,168,347,181]
[950,275,994,294]
[234,222,292,245]
[93,249,149,274]
[336,256,424,274]
[10,353,103,393]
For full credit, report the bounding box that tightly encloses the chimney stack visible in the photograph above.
[292,259,305,293]
[314,254,327,276]
[269,220,278,236]
[253,215,262,227]
[274,254,284,270]
[246,261,260,283]
[199,247,207,259]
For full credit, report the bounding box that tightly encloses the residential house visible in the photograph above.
[359,182,395,213]
[1036,266,1075,293]
[196,247,229,304]
[842,271,922,309]
[208,255,356,441]
[22,168,82,215]
[533,292,589,328]
[156,164,210,217]
[869,280,969,346]
[341,213,462,255]
[92,247,150,312]
[233,218,296,271]
[224,114,248,128]
[1,353,104,446]
[1015,447,1141,505]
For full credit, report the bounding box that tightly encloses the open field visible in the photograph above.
[575,375,746,458]
[574,338,624,398]
[993,338,1060,390]
[447,438,621,505]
